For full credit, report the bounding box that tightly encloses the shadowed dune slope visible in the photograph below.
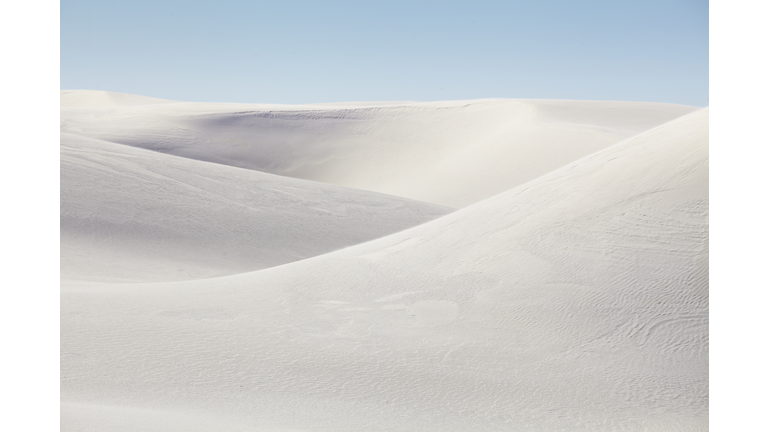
[62,108,708,431]
[60,91,697,207]
[61,133,453,282]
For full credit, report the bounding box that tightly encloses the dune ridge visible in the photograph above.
[61,132,453,282]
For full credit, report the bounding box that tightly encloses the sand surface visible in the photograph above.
[60,90,697,207]
[61,91,708,431]
[61,132,451,282]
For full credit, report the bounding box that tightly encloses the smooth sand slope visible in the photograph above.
[61,133,452,282]
[60,90,697,207]
[61,107,708,431]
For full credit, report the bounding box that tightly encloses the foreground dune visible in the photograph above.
[60,90,697,207]
[61,102,708,431]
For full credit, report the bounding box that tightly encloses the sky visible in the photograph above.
[61,0,708,106]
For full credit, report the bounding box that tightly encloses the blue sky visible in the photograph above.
[60,0,709,106]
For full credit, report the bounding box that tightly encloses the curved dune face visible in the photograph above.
[61,133,452,283]
[60,91,697,207]
[61,105,708,431]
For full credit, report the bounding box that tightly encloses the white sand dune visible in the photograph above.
[61,133,452,282]
[60,91,697,207]
[61,104,708,431]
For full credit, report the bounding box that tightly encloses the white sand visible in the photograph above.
[61,133,452,282]
[60,91,697,207]
[61,92,707,431]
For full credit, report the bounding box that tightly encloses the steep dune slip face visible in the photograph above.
[60,91,697,207]
[61,133,453,283]
[61,102,708,432]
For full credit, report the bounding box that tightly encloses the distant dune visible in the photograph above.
[61,91,707,431]
[60,91,697,207]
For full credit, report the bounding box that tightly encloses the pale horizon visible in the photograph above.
[61,0,709,106]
